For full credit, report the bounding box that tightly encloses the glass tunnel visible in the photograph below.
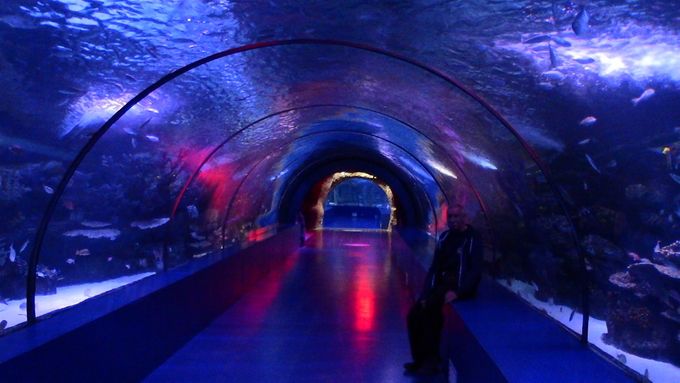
[0,1,679,382]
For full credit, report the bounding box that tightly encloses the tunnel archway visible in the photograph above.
[311,172,395,231]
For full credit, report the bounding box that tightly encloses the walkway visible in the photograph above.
[145,231,427,382]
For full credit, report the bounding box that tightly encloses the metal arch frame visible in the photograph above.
[26,39,586,343]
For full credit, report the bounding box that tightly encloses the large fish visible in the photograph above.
[670,173,680,185]
[130,217,169,230]
[585,154,601,173]
[631,88,655,106]
[551,36,572,47]
[9,244,16,262]
[81,220,112,228]
[524,35,552,44]
[579,116,597,126]
[0,132,72,160]
[63,229,121,240]
[549,44,560,68]
[572,7,589,36]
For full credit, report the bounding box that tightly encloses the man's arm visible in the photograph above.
[418,233,445,302]
[457,232,483,299]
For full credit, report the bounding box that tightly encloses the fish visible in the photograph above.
[572,7,589,36]
[81,220,112,228]
[670,173,680,184]
[63,229,120,240]
[19,240,29,253]
[122,118,151,136]
[551,36,572,47]
[57,87,85,96]
[107,256,113,262]
[585,154,601,173]
[9,244,16,262]
[578,138,591,145]
[538,82,555,90]
[574,57,595,64]
[583,181,588,190]
[189,240,211,248]
[191,232,206,240]
[0,132,71,160]
[122,127,137,135]
[43,185,54,194]
[146,107,160,114]
[66,258,75,264]
[549,44,559,68]
[0,319,7,331]
[138,117,153,130]
[145,134,160,142]
[125,264,131,270]
[8,145,24,155]
[631,88,655,106]
[75,248,90,256]
[555,186,574,207]
[186,204,199,218]
[569,309,576,321]
[579,116,597,126]
[124,74,137,82]
[130,217,169,229]
[617,354,627,364]
[542,70,565,82]
[607,160,618,168]
[627,252,641,261]
[131,137,137,148]
[524,34,552,44]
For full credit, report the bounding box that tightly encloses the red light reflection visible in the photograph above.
[246,227,270,242]
[353,263,376,333]
[173,145,238,213]
[344,242,370,247]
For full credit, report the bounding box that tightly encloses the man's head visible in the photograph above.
[447,204,468,232]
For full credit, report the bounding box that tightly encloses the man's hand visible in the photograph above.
[444,291,458,303]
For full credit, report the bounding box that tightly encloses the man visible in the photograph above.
[404,204,483,375]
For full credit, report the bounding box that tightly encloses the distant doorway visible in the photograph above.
[322,176,392,230]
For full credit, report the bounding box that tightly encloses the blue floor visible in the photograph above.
[144,231,424,382]
[143,231,633,383]
[453,280,634,383]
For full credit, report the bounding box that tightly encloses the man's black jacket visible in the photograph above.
[420,226,483,304]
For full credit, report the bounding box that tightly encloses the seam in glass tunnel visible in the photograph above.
[164,103,498,266]
[25,39,588,342]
